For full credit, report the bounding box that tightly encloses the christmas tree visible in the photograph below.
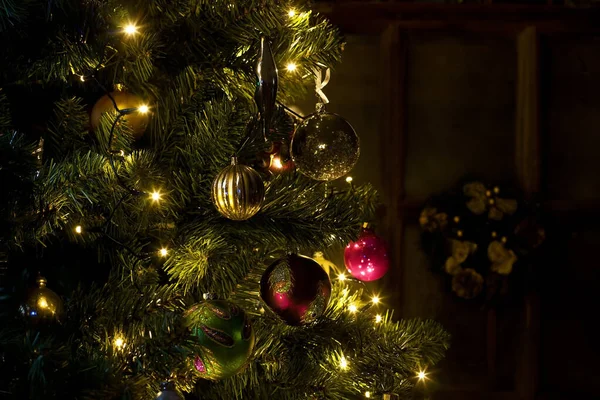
[0,1,449,399]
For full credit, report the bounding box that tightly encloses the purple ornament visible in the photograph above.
[344,227,390,282]
[194,355,206,373]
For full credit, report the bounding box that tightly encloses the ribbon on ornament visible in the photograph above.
[314,67,331,104]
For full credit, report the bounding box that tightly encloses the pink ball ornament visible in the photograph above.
[344,226,390,281]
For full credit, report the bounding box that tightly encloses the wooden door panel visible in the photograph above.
[404,33,517,199]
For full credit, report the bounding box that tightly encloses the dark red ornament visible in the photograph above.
[260,254,331,326]
[344,225,390,282]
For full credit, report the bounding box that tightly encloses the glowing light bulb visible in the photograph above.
[365,392,371,398]
[338,273,346,281]
[123,23,138,35]
[339,355,348,370]
[348,304,358,313]
[418,370,427,381]
[80,75,85,82]
[288,9,296,17]
[371,296,380,305]
[345,176,353,183]
[37,297,48,309]
[271,155,283,169]
[375,314,382,323]
[151,191,161,202]
[159,248,168,257]
[286,62,297,72]
[138,104,149,114]
[75,225,82,234]
[114,336,125,349]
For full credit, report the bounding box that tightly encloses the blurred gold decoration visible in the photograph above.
[20,275,64,323]
[312,251,339,276]
[90,91,150,140]
[488,241,517,275]
[444,240,477,276]
[419,207,448,232]
[452,268,484,299]
[464,182,517,220]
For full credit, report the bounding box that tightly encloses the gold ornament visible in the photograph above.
[20,275,64,323]
[211,157,265,220]
[90,91,149,139]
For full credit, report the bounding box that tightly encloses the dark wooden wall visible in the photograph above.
[294,3,600,399]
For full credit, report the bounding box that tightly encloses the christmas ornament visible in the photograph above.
[291,105,360,181]
[211,157,265,220]
[260,254,332,326]
[90,91,149,139]
[255,37,278,140]
[155,382,183,400]
[344,224,390,282]
[19,275,64,323]
[185,300,255,380]
[267,141,294,174]
[312,251,339,276]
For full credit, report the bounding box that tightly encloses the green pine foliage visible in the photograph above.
[0,0,449,399]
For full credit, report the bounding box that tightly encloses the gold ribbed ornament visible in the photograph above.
[211,157,265,221]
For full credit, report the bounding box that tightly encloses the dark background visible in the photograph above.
[294,3,600,399]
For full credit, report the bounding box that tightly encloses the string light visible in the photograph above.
[114,336,125,349]
[345,176,353,183]
[339,355,348,370]
[151,190,161,202]
[271,155,283,170]
[371,295,380,305]
[286,62,297,72]
[365,392,371,398]
[123,23,139,35]
[417,370,427,381]
[375,314,382,323]
[137,104,149,114]
[159,248,168,257]
[75,225,82,234]
[338,273,346,281]
[79,75,85,82]
[348,304,358,313]
[288,9,297,17]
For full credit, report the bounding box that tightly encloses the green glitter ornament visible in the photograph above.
[185,300,255,380]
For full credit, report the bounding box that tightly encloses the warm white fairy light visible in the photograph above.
[345,176,353,183]
[151,190,161,202]
[123,23,139,35]
[371,295,380,305]
[80,75,85,82]
[75,225,82,234]
[348,304,358,313]
[288,9,297,17]
[365,392,371,398]
[339,355,348,370]
[418,370,427,381]
[138,104,149,114]
[375,314,382,323]
[114,336,125,349]
[159,248,168,257]
[271,155,283,169]
[286,62,297,72]
[338,273,346,281]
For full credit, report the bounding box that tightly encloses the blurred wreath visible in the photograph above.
[419,181,545,304]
